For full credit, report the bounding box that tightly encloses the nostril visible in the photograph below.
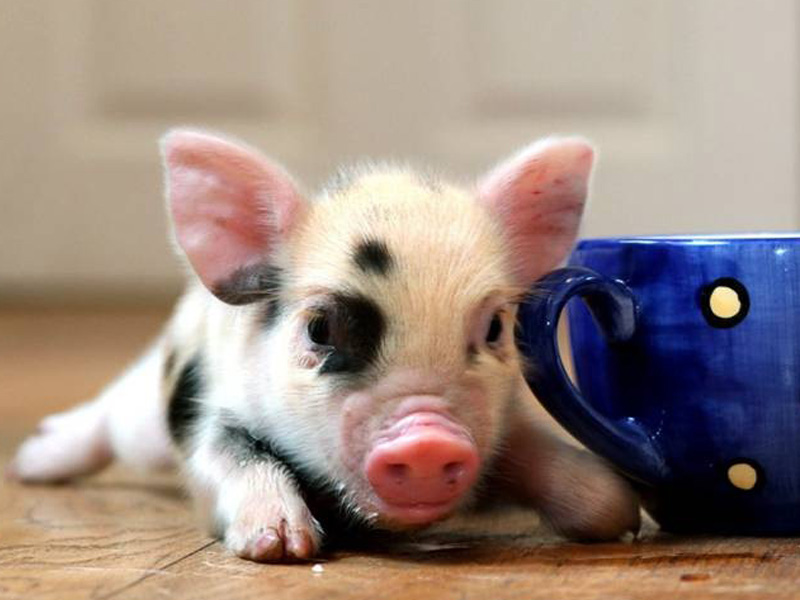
[386,463,409,484]
[443,461,465,485]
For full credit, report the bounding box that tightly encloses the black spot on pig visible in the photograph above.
[317,293,386,376]
[353,239,393,276]
[167,355,205,449]
[213,262,284,325]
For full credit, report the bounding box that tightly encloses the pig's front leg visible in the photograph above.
[187,430,323,562]
[493,396,640,540]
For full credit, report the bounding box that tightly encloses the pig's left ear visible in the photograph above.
[161,129,308,304]
[478,137,594,285]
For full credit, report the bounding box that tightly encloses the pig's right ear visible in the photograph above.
[161,129,307,304]
[477,137,594,286]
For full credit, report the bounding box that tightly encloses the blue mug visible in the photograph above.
[517,234,800,535]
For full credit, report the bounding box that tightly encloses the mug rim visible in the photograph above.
[577,232,800,248]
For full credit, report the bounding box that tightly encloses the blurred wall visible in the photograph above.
[0,0,797,304]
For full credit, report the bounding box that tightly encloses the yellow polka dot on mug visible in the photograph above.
[726,460,763,492]
[701,278,750,328]
[709,286,741,318]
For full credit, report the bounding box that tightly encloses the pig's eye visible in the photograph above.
[303,294,385,375]
[307,312,331,346]
[485,312,503,345]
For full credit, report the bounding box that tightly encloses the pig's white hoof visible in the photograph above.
[224,502,322,562]
[9,402,112,483]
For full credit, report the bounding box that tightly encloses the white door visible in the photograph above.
[1,0,797,299]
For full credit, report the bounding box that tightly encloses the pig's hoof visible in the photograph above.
[224,511,322,562]
[10,404,112,483]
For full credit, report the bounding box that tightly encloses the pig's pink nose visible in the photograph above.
[365,429,479,509]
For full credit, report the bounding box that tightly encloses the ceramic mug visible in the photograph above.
[517,234,800,534]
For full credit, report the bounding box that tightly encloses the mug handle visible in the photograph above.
[516,266,668,486]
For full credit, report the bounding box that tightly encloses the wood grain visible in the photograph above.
[0,468,207,600]
[2,308,800,600]
[107,522,800,600]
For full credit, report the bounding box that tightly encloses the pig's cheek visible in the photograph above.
[338,392,377,474]
[455,379,496,456]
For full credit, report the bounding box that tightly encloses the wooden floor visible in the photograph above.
[2,308,800,600]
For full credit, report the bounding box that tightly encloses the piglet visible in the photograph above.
[8,130,639,561]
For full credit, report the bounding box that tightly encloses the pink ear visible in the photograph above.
[478,137,594,285]
[161,129,306,302]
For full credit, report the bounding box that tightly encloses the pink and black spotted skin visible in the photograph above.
[8,130,640,562]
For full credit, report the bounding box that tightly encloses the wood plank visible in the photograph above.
[0,466,207,600]
[114,519,800,600]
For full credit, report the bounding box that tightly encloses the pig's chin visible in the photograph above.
[344,482,469,531]
[369,496,464,529]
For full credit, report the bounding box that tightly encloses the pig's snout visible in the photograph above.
[365,412,479,525]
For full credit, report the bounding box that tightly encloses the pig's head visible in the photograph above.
[162,130,593,530]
